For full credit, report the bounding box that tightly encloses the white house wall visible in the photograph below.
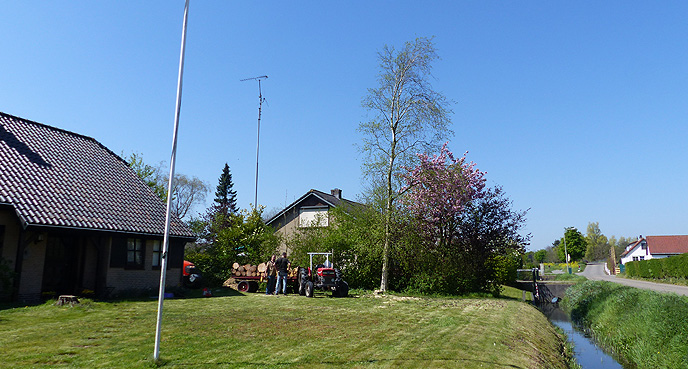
[621,244,651,264]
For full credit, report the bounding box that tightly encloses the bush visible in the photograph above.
[625,253,688,280]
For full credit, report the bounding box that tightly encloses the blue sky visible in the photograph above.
[2,1,687,251]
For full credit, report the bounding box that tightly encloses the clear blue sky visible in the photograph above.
[2,1,687,251]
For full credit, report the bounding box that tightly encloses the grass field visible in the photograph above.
[0,288,570,368]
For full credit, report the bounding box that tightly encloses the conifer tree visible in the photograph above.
[214,163,238,214]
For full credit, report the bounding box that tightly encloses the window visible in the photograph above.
[126,238,144,268]
[152,240,162,268]
[639,256,645,261]
[632,256,639,261]
[299,207,328,227]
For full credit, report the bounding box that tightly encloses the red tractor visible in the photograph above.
[298,252,349,298]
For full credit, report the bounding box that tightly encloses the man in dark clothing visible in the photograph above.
[274,252,290,295]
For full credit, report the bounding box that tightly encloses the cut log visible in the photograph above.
[238,266,245,272]
[257,263,267,273]
[232,262,240,270]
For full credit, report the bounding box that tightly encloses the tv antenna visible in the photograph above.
[241,75,268,210]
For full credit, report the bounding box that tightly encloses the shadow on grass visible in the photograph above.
[164,358,525,368]
[0,300,46,311]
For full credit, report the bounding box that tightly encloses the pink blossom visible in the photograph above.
[400,142,486,247]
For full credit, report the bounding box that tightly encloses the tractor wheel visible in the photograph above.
[335,280,349,298]
[248,281,259,293]
[305,281,314,298]
[237,281,250,292]
[298,268,307,295]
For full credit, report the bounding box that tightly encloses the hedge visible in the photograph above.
[625,253,688,279]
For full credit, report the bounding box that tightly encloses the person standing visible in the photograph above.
[275,252,291,295]
[265,255,277,295]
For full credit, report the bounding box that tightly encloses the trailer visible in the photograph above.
[230,262,299,293]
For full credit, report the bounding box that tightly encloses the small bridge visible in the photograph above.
[514,269,574,303]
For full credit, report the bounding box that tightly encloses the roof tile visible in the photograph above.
[0,112,193,238]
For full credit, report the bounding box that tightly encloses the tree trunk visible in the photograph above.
[380,135,396,293]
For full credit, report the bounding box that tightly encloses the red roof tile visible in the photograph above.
[647,235,688,255]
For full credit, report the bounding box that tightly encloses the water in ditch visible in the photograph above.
[538,303,625,369]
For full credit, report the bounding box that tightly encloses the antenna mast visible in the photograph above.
[240,76,268,210]
[241,75,268,210]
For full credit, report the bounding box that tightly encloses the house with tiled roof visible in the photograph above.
[620,235,688,265]
[0,112,194,302]
[266,188,360,252]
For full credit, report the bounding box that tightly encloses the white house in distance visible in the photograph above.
[620,235,688,264]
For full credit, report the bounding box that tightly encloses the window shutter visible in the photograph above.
[109,237,127,268]
[167,239,185,268]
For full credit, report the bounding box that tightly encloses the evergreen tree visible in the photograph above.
[214,163,238,213]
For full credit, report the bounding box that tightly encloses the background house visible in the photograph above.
[266,188,358,253]
[0,112,194,302]
[620,235,688,264]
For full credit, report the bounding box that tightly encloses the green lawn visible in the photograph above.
[0,288,570,368]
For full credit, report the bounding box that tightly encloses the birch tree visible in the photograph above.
[359,37,452,292]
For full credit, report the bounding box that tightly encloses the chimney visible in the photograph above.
[331,188,342,199]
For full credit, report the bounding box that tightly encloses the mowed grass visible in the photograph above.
[0,289,569,369]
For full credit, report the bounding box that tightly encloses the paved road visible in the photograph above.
[580,263,688,297]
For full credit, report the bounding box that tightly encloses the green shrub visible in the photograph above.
[625,254,688,280]
[646,259,664,278]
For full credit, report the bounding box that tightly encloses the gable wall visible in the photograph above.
[621,243,650,264]
[270,195,333,254]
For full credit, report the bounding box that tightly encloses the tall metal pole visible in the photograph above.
[563,228,569,275]
[154,0,189,361]
[254,79,263,210]
[240,75,268,210]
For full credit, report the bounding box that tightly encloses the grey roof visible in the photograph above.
[265,188,359,226]
[0,112,194,238]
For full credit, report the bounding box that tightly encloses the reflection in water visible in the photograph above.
[539,304,624,369]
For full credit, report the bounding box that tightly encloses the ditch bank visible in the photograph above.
[563,280,688,369]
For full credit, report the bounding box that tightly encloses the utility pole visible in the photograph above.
[563,228,570,274]
[241,75,268,210]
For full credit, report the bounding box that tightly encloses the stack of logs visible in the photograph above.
[232,262,266,277]
[231,262,299,278]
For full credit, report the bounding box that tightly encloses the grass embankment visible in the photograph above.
[563,280,688,369]
[0,288,571,368]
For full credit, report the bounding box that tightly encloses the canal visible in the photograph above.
[538,303,625,369]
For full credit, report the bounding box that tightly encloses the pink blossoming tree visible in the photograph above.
[401,143,486,250]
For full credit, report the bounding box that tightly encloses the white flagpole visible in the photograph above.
[154,0,190,361]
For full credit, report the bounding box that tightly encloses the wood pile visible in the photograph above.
[231,263,263,277]
[231,262,299,278]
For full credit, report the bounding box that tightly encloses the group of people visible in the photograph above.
[265,252,290,295]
